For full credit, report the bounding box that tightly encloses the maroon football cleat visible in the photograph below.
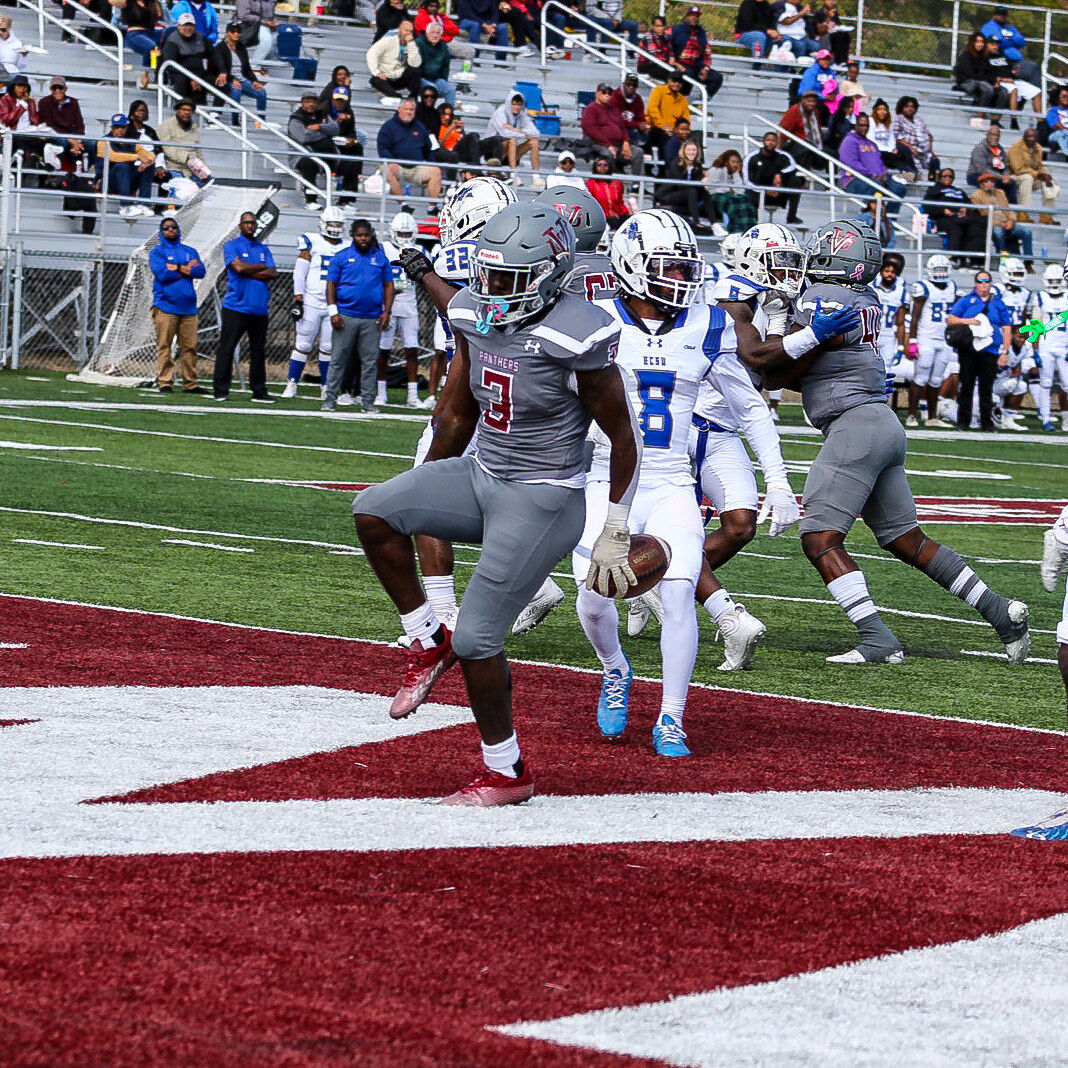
[440,762,535,807]
[389,628,458,720]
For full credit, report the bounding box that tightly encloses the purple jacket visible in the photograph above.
[839,130,886,184]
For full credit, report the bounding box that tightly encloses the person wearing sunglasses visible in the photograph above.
[149,214,206,394]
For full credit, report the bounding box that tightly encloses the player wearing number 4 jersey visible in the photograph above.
[355,203,640,806]
[772,221,1029,666]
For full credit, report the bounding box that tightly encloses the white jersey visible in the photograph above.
[430,239,477,354]
[381,239,418,317]
[993,283,1032,325]
[711,273,768,304]
[296,232,342,308]
[701,260,730,303]
[910,279,958,343]
[1033,291,1068,356]
[589,299,738,488]
[871,276,907,344]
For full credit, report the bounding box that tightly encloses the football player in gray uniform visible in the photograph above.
[776,221,1030,666]
[355,204,641,806]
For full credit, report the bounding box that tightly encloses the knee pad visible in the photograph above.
[450,618,501,661]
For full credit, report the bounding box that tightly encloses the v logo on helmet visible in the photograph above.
[828,227,857,254]
[541,218,571,258]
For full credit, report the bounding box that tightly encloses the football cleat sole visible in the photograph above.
[1002,600,1030,666]
[826,647,905,665]
[512,578,565,635]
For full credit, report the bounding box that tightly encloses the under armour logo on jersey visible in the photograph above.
[646,337,664,347]
[523,338,541,353]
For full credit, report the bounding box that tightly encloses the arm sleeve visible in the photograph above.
[709,355,789,486]
[292,251,310,296]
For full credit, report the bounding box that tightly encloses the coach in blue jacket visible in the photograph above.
[150,213,206,394]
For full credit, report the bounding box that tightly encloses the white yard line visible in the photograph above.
[961,649,1059,666]
[12,539,104,550]
[161,539,256,553]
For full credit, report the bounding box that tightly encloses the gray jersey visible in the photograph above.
[562,252,617,301]
[447,289,621,483]
[793,282,886,432]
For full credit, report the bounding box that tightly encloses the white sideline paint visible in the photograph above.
[13,539,105,550]
[0,685,1060,860]
[0,643,28,649]
[497,913,1068,1066]
[961,649,1059,666]
[1,441,101,451]
[780,436,1068,470]
[0,400,428,424]
[161,539,256,553]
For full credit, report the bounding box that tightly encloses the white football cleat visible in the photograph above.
[626,590,665,637]
[1002,599,1031,666]
[281,380,298,399]
[716,604,767,670]
[826,647,905,665]
[1041,529,1068,593]
[512,578,564,635]
[337,393,356,407]
[905,414,918,427]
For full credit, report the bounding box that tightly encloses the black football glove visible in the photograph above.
[290,298,304,322]
[398,245,433,283]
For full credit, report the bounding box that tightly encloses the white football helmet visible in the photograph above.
[1044,263,1065,296]
[390,210,417,246]
[319,206,345,240]
[999,257,1026,287]
[925,254,951,282]
[720,231,741,269]
[438,176,518,246]
[734,223,805,298]
[611,209,704,311]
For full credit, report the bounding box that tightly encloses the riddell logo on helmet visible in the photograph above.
[478,249,505,264]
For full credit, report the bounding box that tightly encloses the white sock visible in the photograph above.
[1037,384,1052,422]
[576,584,628,673]
[376,378,387,402]
[948,565,989,608]
[407,381,419,403]
[827,571,879,624]
[659,578,698,723]
[702,587,735,623]
[399,601,441,645]
[423,575,457,620]
[482,732,521,777]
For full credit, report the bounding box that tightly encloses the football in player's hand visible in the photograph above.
[603,534,671,599]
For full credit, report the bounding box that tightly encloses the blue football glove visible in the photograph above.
[811,306,861,343]
[884,370,896,397]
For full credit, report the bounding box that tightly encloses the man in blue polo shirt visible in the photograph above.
[213,211,279,402]
[322,218,394,413]
[945,269,1013,431]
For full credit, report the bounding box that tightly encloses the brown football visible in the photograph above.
[603,534,672,599]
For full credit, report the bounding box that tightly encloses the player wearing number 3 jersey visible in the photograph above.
[354,203,640,807]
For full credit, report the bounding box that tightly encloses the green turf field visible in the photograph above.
[1,369,1065,729]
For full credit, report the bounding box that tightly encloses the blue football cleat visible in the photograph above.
[1010,810,1068,841]
[652,714,690,757]
[596,656,632,738]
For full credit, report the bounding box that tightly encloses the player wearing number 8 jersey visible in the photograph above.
[355,203,640,806]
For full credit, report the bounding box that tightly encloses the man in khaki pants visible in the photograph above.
[149,213,206,393]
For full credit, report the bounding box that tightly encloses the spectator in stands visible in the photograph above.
[982,38,1019,110]
[647,72,689,158]
[172,0,219,44]
[1003,50,1043,120]
[733,0,784,60]
[288,90,362,208]
[124,99,168,194]
[670,7,723,99]
[638,16,674,77]
[798,48,835,97]
[551,148,585,188]
[150,214,205,394]
[0,75,45,166]
[318,65,352,107]
[1047,87,1068,158]
[586,155,630,229]
[922,168,984,263]
[433,102,481,172]
[324,86,365,193]
[744,130,801,223]
[708,148,758,232]
[838,113,907,213]
[838,59,869,111]
[813,2,850,64]
[213,21,267,123]
[417,21,455,107]
[1007,126,1055,223]
[486,92,541,176]
[587,0,639,47]
[611,74,649,152]
[657,139,717,231]
[662,116,693,172]
[979,6,1025,57]
[967,124,1015,201]
[159,98,211,185]
[455,0,507,50]
[582,81,642,176]
[971,171,1032,263]
[953,31,1010,110]
[37,76,89,172]
[161,15,212,102]
[775,1,820,59]
[0,16,28,77]
[779,89,825,170]
[856,197,893,248]
[868,98,910,171]
[376,98,442,199]
[374,0,415,42]
[415,84,441,130]
[118,0,164,69]
[891,95,938,180]
[96,112,154,217]
[823,92,859,155]
[367,20,423,99]
[214,210,277,402]
[414,0,474,59]
[235,0,278,69]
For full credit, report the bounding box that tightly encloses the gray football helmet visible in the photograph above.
[470,203,575,329]
[805,221,882,288]
[534,185,607,253]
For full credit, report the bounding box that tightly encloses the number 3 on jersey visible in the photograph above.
[635,369,676,448]
[482,368,513,432]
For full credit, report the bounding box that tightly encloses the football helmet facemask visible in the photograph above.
[734,222,805,298]
[319,206,345,240]
[390,210,417,246]
[999,257,1026,288]
[925,253,951,282]
[439,176,518,246]
[1044,262,1065,296]
[611,209,704,311]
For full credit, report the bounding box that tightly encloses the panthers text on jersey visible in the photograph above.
[1033,290,1068,355]
[588,298,738,488]
[381,240,418,317]
[910,279,959,342]
[296,232,341,307]
[447,289,620,485]
[562,251,617,302]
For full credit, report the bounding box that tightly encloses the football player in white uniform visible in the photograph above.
[376,211,423,409]
[702,231,741,303]
[284,206,345,399]
[905,254,958,427]
[870,251,907,374]
[994,257,1031,325]
[1030,264,1068,430]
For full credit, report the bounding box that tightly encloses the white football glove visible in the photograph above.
[758,290,790,336]
[757,482,801,537]
[585,521,636,596]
